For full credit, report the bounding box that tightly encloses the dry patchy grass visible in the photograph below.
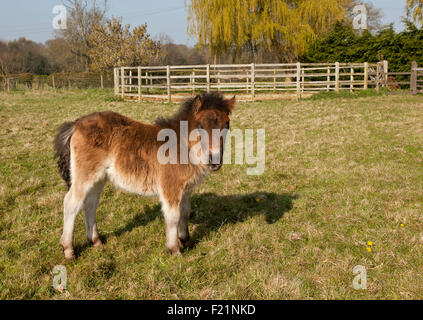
[0,89,423,299]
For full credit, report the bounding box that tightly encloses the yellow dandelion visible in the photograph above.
[323,259,327,263]
[400,223,404,228]
[366,247,372,253]
[367,241,373,246]
[255,198,260,202]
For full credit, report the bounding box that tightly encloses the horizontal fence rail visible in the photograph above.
[112,61,419,102]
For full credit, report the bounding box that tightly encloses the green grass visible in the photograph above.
[307,88,391,100]
[1,88,423,299]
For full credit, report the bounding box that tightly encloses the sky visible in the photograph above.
[0,0,411,45]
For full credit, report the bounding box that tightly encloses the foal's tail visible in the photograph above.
[54,121,75,188]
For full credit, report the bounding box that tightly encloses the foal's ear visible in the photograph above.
[227,95,236,112]
[193,95,202,113]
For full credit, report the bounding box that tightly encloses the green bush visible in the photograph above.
[302,22,423,72]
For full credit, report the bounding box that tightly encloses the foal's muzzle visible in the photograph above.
[209,163,222,171]
[208,153,223,171]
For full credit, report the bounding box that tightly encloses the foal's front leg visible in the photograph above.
[160,196,182,255]
[178,191,192,248]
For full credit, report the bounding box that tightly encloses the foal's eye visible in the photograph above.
[224,121,230,129]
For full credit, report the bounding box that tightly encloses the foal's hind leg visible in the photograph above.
[60,183,86,259]
[83,179,106,247]
[178,191,192,248]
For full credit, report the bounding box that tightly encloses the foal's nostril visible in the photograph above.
[209,153,222,165]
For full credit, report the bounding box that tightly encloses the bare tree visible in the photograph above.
[156,33,207,65]
[46,37,84,72]
[0,41,8,75]
[59,0,108,71]
[88,18,161,72]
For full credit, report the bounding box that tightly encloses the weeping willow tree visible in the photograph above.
[407,0,423,26]
[187,0,348,62]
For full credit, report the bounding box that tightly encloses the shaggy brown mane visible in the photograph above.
[154,92,232,128]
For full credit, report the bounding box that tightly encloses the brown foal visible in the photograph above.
[54,92,235,259]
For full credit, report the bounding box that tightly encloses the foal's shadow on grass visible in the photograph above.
[188,192,297,248]
[93,192,297,253]
[111,204,160,238]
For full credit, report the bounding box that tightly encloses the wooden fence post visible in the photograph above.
[273,69,276,90]
[100,74,104,89]
[251,63,255,100]
[138,66,142,102]
[115,68,119,94]
[411,61,418,95]
[327,67,330,91]
[6,77,10,92]
[296,62,301,97]
[383,60,388,87]
[364,62,368,90]
[145,72,149,94]
[206,64,210,93]
[52,75,55,91]
[376,62,380,94]
[166,65,171,103]
[113,68,118,95]
[335,62,340,92]
[192,71,195,94]
[350,67,354,93]
[39,77,44,92]
[246,69,249,94]
[121,67,124,99]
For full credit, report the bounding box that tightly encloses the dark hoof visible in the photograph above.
[167,246,181,255]
[92,238,103,248]
[180,237,193,249]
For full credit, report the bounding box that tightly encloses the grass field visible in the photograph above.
[0,89,423,299]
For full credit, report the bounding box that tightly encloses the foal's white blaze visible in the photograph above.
[189,128,209,165]
[211,128,229,164]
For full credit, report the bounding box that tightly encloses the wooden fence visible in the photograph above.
[410,61,423,94]
[0,72,113,92]
[114,61,397,102]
